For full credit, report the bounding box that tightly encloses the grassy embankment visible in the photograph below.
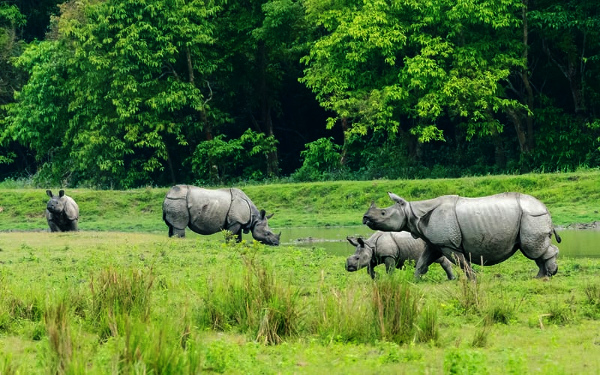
[0,171,599,373]
[1,170,600,231]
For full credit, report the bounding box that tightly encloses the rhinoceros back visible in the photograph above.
[186,186,232,235]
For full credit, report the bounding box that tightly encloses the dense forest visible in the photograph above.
[0,0,598,188]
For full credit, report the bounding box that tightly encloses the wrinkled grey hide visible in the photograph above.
[162,185,280,245]
[46,190,79,232]
[346,231,455,280]
[362,192,561,279]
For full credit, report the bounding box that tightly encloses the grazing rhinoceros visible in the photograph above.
[346,231,455,280]
[162,185,280,245]
[46,190,79,232]
[362,192,561,279]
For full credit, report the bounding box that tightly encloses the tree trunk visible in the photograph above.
[340,117,348,166]
[521,1,534,152]
[257,40,279,177]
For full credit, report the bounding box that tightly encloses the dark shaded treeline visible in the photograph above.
[0,0,598,188]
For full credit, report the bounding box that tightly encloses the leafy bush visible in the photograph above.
[292,137,344,181]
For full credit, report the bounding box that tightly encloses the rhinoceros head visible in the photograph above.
[345,236,374,272]
[251,210,281,246]
[362,192,408,232]
[46,190,67,214]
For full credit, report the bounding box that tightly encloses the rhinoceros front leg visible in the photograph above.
[434,257,456,280]
[415,246,444,279]
[447,251,476,280]
[384,257,398,274]
[48,220,61,232]
[67,220,79,232]
[367,264,377,279]
[227,222,243,242]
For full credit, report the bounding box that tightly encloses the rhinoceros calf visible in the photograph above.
[362,192,561,279]
[46,190,79,232]
[346,231,455,280]
[162,185,280,245]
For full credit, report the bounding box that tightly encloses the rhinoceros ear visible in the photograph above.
[346,236,359,246]
[266,213,274,219]
[59,190,65,197]
[46,190,53,198]
[357,237,366,246]
[388,192,407,205]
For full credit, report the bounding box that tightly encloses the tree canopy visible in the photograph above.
[0,0,599,187]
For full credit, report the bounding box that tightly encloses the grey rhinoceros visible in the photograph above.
[362,192,561,279]
[46,190,79,232]
[162,185,280,245]
[346,231,455,280]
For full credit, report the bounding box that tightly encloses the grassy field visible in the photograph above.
[1,171,600,373]
[0,231,599,373]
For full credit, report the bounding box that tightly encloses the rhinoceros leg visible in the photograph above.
[519,213,559,277]
[385,257,399,273]
[367,264,377,279]
[67,220,79,232]
[533,244,559,277]
[227,222,243,242]
[48,220,61,232]
[415,246,444,279]
[433,257,456,280]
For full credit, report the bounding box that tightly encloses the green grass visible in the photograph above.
[0,231,600,373]
[1,170,600,232]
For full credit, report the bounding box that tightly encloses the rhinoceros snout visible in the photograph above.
[345,258,358,272]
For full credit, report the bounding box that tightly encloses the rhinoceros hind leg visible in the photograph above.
[534,244,559,277]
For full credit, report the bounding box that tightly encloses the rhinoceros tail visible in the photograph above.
[553,228,562,243]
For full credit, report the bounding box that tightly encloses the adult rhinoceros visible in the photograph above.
[362,192,561,278]
[346,231,455,280]
[162,185,280,245]
[46,190,79,232]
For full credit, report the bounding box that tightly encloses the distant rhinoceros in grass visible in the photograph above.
[162,185,280,245]
[362,192,561,279]
[46,190,79,232]
[346,231,455,280]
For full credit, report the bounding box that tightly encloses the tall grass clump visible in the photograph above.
[583,283,600,318]
[44,300,73,374]
[312,271,374,343]
[199,248,301,345]
[415,305,440,344]
[116,317,186,374]
[88,266,155,339]
[372,274,422,344]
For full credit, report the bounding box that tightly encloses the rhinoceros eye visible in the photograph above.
[381,210,386,216]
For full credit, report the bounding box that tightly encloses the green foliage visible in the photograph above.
[5,0,222,188]
[292,137,344,181]
[444,349,488,375]
[301,0,524,141]
[191,129,279,183]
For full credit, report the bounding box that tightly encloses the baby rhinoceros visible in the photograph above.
[46,190,79,232]
[346,231,455,280]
